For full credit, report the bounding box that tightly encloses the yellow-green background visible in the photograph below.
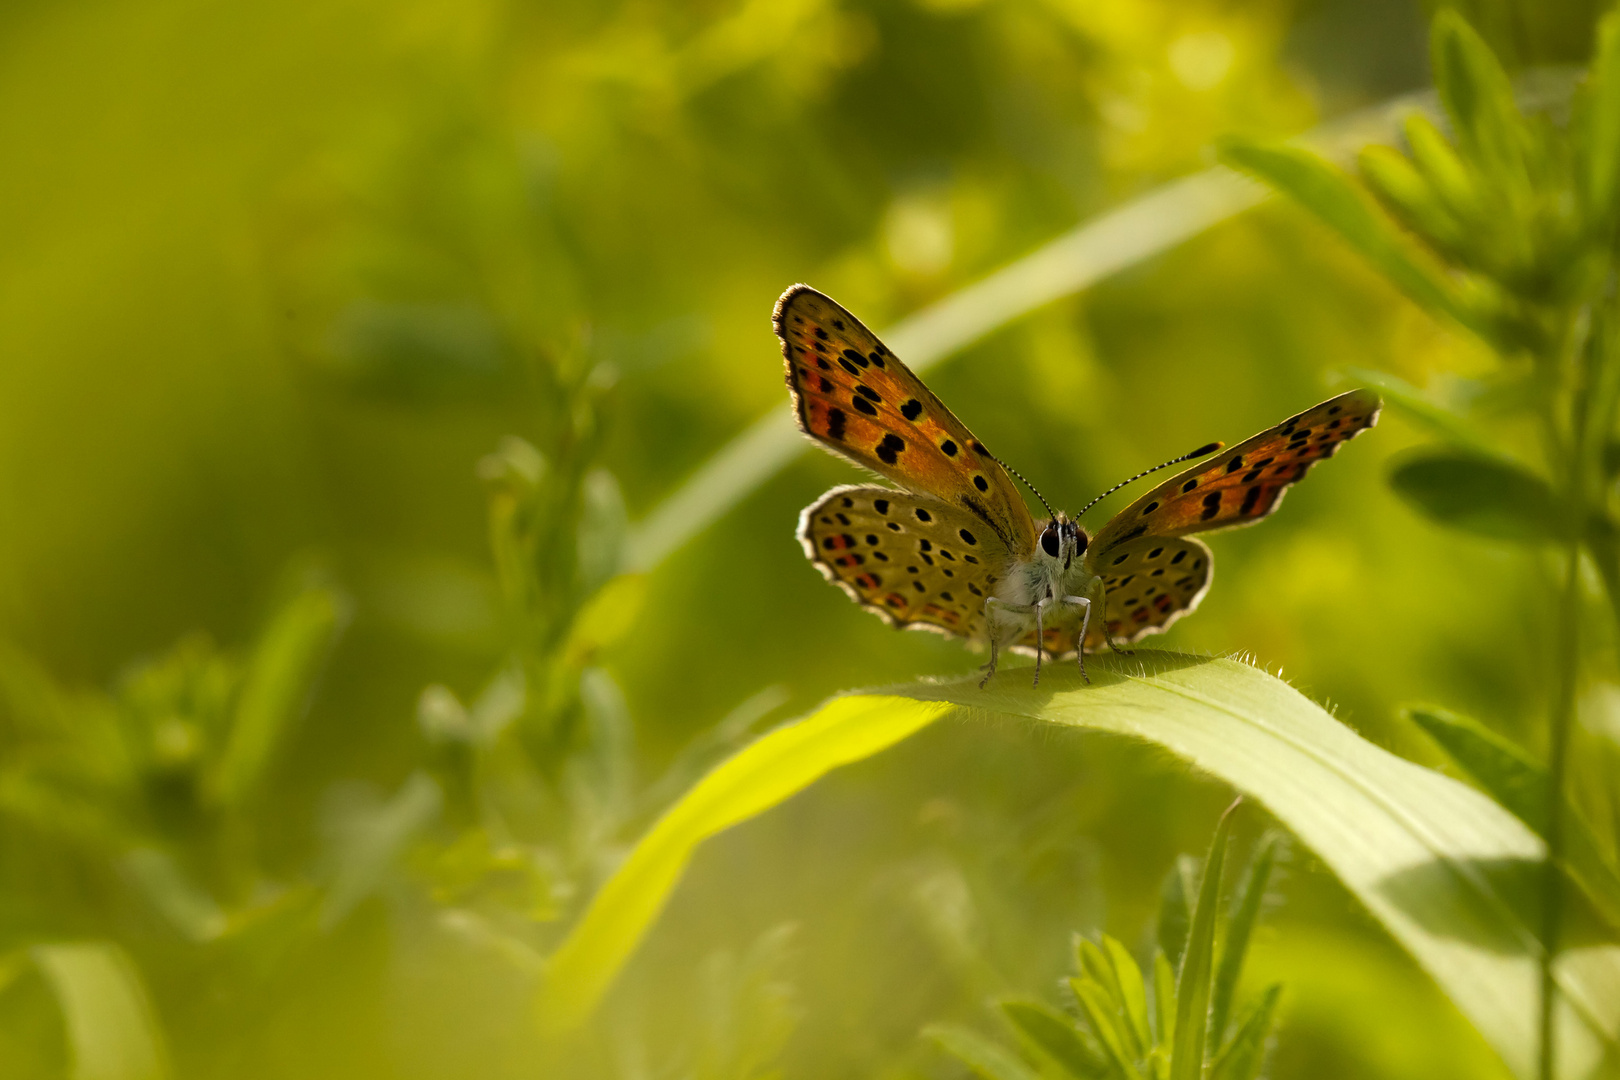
[0,0,1603,1076]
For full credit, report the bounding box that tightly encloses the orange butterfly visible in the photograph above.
[776,284,1381,685]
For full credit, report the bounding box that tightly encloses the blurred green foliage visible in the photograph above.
[3,0,1620,1077]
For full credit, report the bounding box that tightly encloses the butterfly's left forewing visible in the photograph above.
[776,285,1039,555]
[1088,389,1381,562]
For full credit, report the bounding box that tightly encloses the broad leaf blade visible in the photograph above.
[1388,450,1556,542]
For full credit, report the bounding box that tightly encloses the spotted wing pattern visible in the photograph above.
[1087,389,1381,563]
[1009,535,1212,659]
[777,285,1039,555]
[798,485,1012,640]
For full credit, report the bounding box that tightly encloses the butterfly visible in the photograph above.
[776,284,1382,685]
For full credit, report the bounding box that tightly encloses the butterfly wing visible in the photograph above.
[1009,535,1212,658]
[1087,389,1381,563]
[798,485,1013,641]
[777,285,1039,555]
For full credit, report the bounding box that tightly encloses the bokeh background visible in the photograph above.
[0,0,1608,1077]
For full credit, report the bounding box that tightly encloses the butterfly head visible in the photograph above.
[1038,513,1089,571]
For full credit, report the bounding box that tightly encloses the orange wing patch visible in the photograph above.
[776,285,1039,557]
[1089,389,1381,560]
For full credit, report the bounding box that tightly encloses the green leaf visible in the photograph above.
[538,655,1620,1077]
[925,1024,1041,1080]
[537,695,952,1033]
[321,771,442,930]
[562,573,648,667]
[1403,112,1484,229]
[1104,936,1154,1059]
[1072,978,1148,1080]
[1210,835,1278,1045]
[1583,10,1620,232]
[999,999,1109,1079]
[217,588,344,807]
[1157,855,1196,973]
[1407,705,1620,933]
[1170,803,1234,1080]
[1219,139,1474,331]
[32,942,170,1080]
[1586,513,1620,645]
[1359,143,1468,255]
[1209,985,1282,1080]
[1430,10,1530,189]
[1388,450,1557,542]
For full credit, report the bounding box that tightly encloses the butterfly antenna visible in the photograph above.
[1001,462,1057,520]
[1076,441,1225,519]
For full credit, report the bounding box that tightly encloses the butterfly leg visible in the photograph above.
[979,597,1035,688]
[1067,595,1093,685]
[1092,580,1132,655]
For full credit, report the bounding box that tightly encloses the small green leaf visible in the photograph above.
[1403,112,1483,228]
[1388,450,1557,542]
[1170,804,1236,1080]
[1104,936,1153,1059]
[1359,144,1468,255]
[1072,978,1147,1080]
[1157,855,1196,972]
[1210,835,1278,1045]
[1209,985,1282,1080]
[1430,10,1530,189]
[1219,139,1474,332]
[32,942,170,1080]
[217,588,345,807]
[562,573,648,667]
[1337,367,1492,452]
[925,1024,1041,1080]
[999,999,1109,1078]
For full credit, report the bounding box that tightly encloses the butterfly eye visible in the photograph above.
[1074,528,1088,555]
[1040,526,1061,558]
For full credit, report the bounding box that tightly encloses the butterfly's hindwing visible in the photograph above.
[797,485,1011,640]
[1088,389,1381,561]
[776,286,1039,555]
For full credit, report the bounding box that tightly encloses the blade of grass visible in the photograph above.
[1209,835,1278,1044]
[1209,984,1282,1080]
[537,695,952,1033]
[1171,802,1236,1080]
[540,654,1620,1077]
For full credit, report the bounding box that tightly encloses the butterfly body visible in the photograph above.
[776,284,1379,683]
